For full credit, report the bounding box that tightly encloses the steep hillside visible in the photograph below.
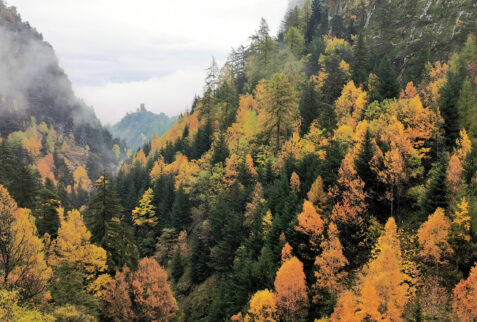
[326,0,477,81]
[0,2,126,209]
[1,0,477,321]
[112,104,178,150]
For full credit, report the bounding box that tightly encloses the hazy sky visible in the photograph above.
[7,0,289,124]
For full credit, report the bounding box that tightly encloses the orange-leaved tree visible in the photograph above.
[104,258,177,321]
[274,256,308,321]
[314,222,348,302]
[417,208,453,267]
[295,200,325,253]
[330,290,359,321]
[452,262,477,321]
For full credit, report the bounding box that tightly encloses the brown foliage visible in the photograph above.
[452,263,477,321]
[104,258,177,322]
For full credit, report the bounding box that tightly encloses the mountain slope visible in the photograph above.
[326,0,477,81]
[111,105,178,150]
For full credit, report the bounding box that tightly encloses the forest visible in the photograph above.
[1,0,477,321]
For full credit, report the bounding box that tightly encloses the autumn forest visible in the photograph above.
[1,0,477,321]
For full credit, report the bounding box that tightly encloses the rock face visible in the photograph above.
[326,0,477,79]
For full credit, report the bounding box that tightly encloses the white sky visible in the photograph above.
[7,0,289,124]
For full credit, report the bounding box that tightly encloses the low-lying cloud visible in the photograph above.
[7,0,289,124]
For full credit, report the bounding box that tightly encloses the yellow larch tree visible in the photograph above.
[73,166,92,193]
[399,81,418,99]
[274,257,308,321]
[335,80,368,129]
[313,222,348,302]
[331,153,367,227]
[50,208,110,297]
[417,208,453,265]
[356,217,410,321]
[132,188,158,227]
[290,172,301,194]
[133,149,147,165]
[330,290,359,321]
[295,200,325,252]
[307,175,328,213]
[245,289,277,322]
[452,262,477,321]
[0,185,52,301]
[281,242,293,263]
[452,197,471,242]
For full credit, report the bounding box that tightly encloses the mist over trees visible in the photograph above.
[1,0,477,321]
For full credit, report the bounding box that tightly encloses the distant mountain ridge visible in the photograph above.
[112,104,178,150]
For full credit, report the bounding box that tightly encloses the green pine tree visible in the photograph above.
[171,185,191,231]
[171,248,184,281]
[34,184,61,238]
[86,173,124,243]
[352,33,370,86]
[102,217,139,271]
[376,55,399,99]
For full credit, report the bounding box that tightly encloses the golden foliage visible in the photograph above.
[331,153,367,227]
[447,154,463,195]
[245,289,277,322]
[262,210,273,240]
[335,81,368,129]
[224,154,240,186]
[9,208,52,299]
[274,257,308,321]
[131,258,178,321]
[133,149,147,165]
[455,128,472,160]
[421,61,448,108]
[307,176,328,212]
[50,209,108,290]
[150,157,166,182]
[452,263,477,321]
[330,290,358,321]
[290,172,301,194]
[418,208,452,265]
[105,259,178,321]
[73,166,92,192]
[281,242,293,263]
[25,133,42,158]
[132,188,157,226]
[356,217,410,321]
[452,197,471,242]
[37,154,57,185]
[314,223,348,300]
[399,81,418,99]
[295,200,325,251]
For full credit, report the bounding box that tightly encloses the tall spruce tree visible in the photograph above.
[421,153,449,218]
[300,78,319,135]
[171,185,191,231]
[352,33,370,86]
[102,217,139,271]
[86,173,124,243]
[440,66,464,147]
[34,183,61,238]
[376,56,399,99]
